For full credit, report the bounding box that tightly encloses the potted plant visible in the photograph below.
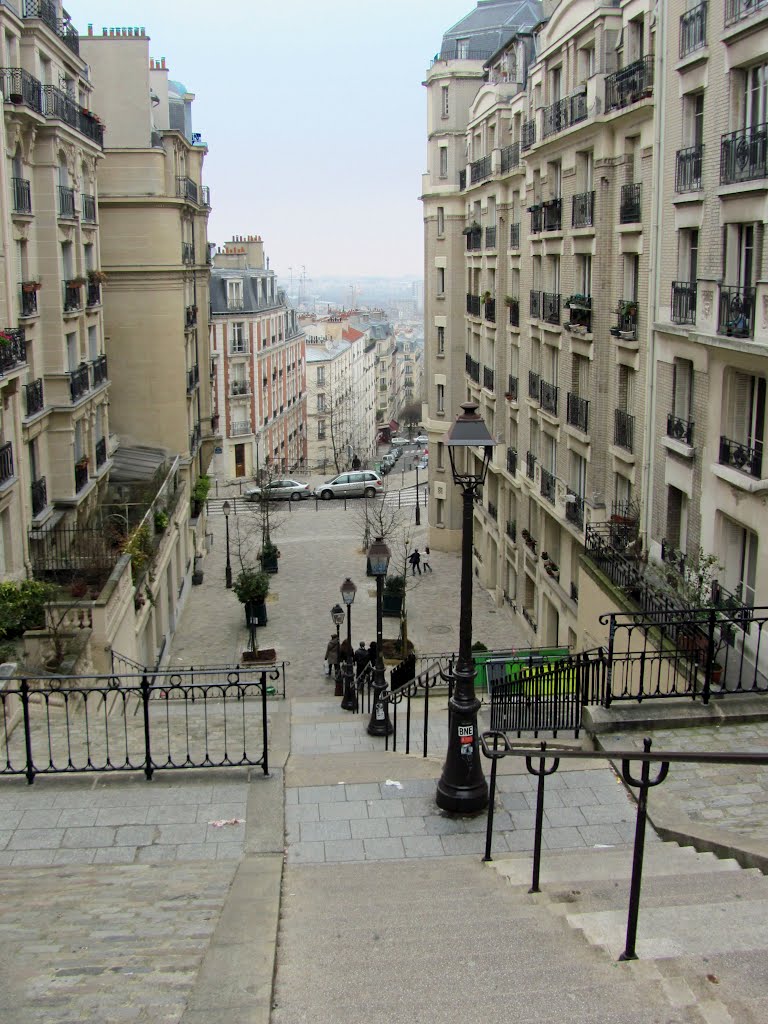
[154,508,169,532]
[481,290,492,305]
[233,568,270,627]
[191,474,210,517]
[382,574,406,617]
[22,279,41,292]
[67,276,87,288]
[462,220,481,235]
[87,269,108,283]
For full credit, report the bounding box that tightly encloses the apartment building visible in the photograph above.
[209,235,306,479]
[0,1,109,578]
[347,312,396,432]
[423,0,657,648]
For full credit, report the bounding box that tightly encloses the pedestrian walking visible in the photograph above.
[408,548,422,575]
[324,635,339,677]
[339,638,353,667]
[354,641,369,678]
[423,546,432,572]
[368,641,377,668]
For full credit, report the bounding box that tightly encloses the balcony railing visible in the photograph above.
[719,435,762,477]
[20,285,38,317]
[95,436,107,469]
[69,363,90,402]
[528,369,541,401]
[0,328,26,374]
[540,467,556,504]
[614,408,635,452]
[23,1,81,55]
[620,183,642,223]
[500,143,520,173]
[466,293,481,317]
[521,119,536,151]
[0,441,13,485]
[42,85,104,146]
[543,198,562,231]
[483,365,494,391]
[725,0,767,26]
[567,392,589,432]
[612,299,638,338]
[506,519,517,541]
[176,176,199,203]
[526,450,537,480]
[0,67,43,112]
[459,169,467,191]
[506,375,518,401]
[718,285,754,338]
[31,476,47,516]
[58,185,76,218]
[506,447,518,475]
[529,290,542,319]
[605,56,654,112]
[509,222,520,249]
[187,365,200,393]
[63,282,82,312]
[465,354,480,383]
[81,193,97,222]
[485,225,496,249]
[185,305,198,328]
[231,420,252,436]
[565,296,592,333]
[671,281,696,325]
[572,190,594,228]
[508,299,520,327]
[466,226,482,251]
[675,145,703,192]
[540,379,559,415]
[24,377,44,417]
[542,91,588,139]
[720,125,768,184]
[11,177,31,214]
[484,298,496,323]
[542,292,560,325]
[87,281,101,307]
[91,354,108,387]
[667,413,694,445]
[182,242,195,264]
[680,1,707,55]
[74,457,88,493]
[565,490,585,529]
[470,155,492,184]
[529,204,543,234]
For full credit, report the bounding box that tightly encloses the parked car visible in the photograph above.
[390,437,410,447]
[316,471,383,500]
[245,478,311,502]
[413,434,428,445]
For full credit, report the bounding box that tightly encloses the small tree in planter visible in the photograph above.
[232,568,273,661]
[382,574,406,617]
[191,474,211,517]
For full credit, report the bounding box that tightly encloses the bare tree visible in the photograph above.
[399,399,422,437]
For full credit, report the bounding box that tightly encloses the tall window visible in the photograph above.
[437,383,445,413]
[672,358,693,422]
[576,254,592,296]
[721,517,758,607]
[437,206,445,235]
[723,370,765,453]
[437,325,445,354]
[439,147,448,178]
[437,267,445,295]
[316,366,325,385]
[666,486,688,551]
[441,86,449,117]
[740,63,768,130]
[227,280,243,309]
[231,322,246,353]
[678,229,698,284]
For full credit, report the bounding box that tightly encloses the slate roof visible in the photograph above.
[439,0,543,59]
[209,268,277,316]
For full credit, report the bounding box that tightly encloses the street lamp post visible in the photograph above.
[415,462,421,526]
[340,577,358,711]
[436,402,497,814]
[331,603,344,697]
[367,536,393,736]
[223,500,232,589]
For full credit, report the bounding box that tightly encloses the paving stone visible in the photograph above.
[297,785,347,804]
[544,807,588,828]
[343,783,386,801]
[7,828,64,850]
[385,816,428,837]
[323,839,366,862]
[154,824,209,845]
[544,826,587,849]
[350,818,389,840]
[363,837,405,859]
[95,807,149,826]
[366,798,404,818]
[423,814,467,835]
[56,809,100,828]
[402,835,445,858]
[10,849,57,865]
[51,848,97,865]
[288,841,326,864]
[135,845,179,863]
[114,826,157,847]
[92,847,137,864]
[285,803,319,824]
[440,833,487,855]
[18,808,62,829]
[61,827,116,849]
[318,800,369,821]
[300,820,352,842]
[143,804,200,824]
[578,824,625,846]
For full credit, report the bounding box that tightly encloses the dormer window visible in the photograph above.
[227,279,243,309]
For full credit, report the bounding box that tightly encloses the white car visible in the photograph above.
[245,478,311,501]
[413,434,429,445]
[390,437,410,447]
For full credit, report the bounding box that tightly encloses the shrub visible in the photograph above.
[192,475,211,503]
[0,580,54,639]
[232,568,270,604]
[384,575,406,596]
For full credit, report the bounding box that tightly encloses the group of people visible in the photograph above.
[408,546,432,575]
[324,637,377,679]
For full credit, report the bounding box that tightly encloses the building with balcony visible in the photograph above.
[209,235,306,479]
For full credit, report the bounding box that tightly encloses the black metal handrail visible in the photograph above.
[81,193,96,221]
[720,124,768,184]
[187,365,200,393]
[725,0,768,25]
[540,379,558,415]
[0,327,26,373]
[0,440,13,484]
[506,375,518,401]
[487,501,497,521]
[509,222,520,248]
[483,365,494,391]
[31,476,46,516]
[182,241,195,264]
[614,408,635,452]
[675,144,703,192]
[185,304,198,328]
[42,85,104,146]
[86,281,101,307]
[542,198,562,231]
[671,281,696,325]
[69,363,90,402]
[95,436,107,468]
[542,292,560,324]
[667,413,694,445]
[58,185,76,218]
[542,91,588,140]
[470,155,492,184]
[718,285,754,338]
[23,1,80,54]
[521,119,536,151]
[11,177,31,213]
[605,55,654,112]
[458,169,466,190]
[620,182,642,222]
[74,457,89,492]
[500,143,520,173]
[680,1,707,55]
[719,435,762,478]
[529,204,543,233]
[567,392,589,432]
[540,466,556,504]
[572,190,594,227]
[466,227,482,251]
[91,354,108,387]
[465,354,480,383]
[506,447,517,475]
[176,175,198,203]
[24,377,43,417]
[528,369,541,401]
[63,282,82,312]
[506,519,516,540]
[613,299,638,337]
[526,451,536,479]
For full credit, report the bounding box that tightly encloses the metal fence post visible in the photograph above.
[20,680,35,785]
[261,670,270,775]
[140,675,154,780]
[703,607,717,704]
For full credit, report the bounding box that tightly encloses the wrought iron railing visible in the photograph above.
[720,124,768,184]
[231,420,252,436]
[509,222,520,248]
[543,198,562,231]
[483,365,494,391]
[31,476,46,516]
[718,285,754,338]
[484,298,496,323]
[566,298,592,333]
[185,305,198,328]
[470,155,492,184]
[719,435,762,477]
[187,365,200,393]
[20,286,38,317]
[466,293,481,317]
[506,447,517,475]
[680,1,707,55]
[605,56,654,112]
[675,145,703,192]
[0,328,26,374]
[725,0,768,26]
[0,67,43,112]
[529,290,542,319]
[528,369,541,401]
[87,282,101,307]
[526,451,537,480]
[485,225,497,249]
[90,354,108,387]
[542,91,588,140]
[466,226,482,251]
[81,193,96,221]
[190,425,201,452]
[69,363,90,402]
[567,392,589,432]
[74,457,89,492]
[565,490,584,528]
[500,143,520,173]
[667,413,694,445]
[23,1,81,55]
[58,185,76,218]
[487,501,498,521]
[0,441,13,485]
[620,182,642,222]
[506,375,518,401]
[182,241,195,264]
[612,300,638,337]
[24,377,43,417]
[465,354,480,383]
[540,467,556,504]
[11,177,31,214]
[521,119,536,151]
[671,281,696,324]
[540,379,558,415]
[508,299,520,327]
[572,190,594,227]
[542,292,560,324]
[42,85,104,145]
[63,282,82,312]
[176,176,198,203]
[506,520,516,541]
[529,204,543,233]
[614,408,635,452]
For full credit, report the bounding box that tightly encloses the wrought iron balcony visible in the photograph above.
[605,56,654,112]
[42,84,103,145]
[671,281,696,324]
[614,408,635,452]
[565,295,592,332]
[506,375,518,401]
[565,490,584,529]
[675,145,703,192]
[20,285,38,317]
[506,519,517,541]
[95,436,107,469]
[182,242,195,264]
[459,170,467,190]
[720,435,762,477]
[483,365,494,391]
[526,450,537,480]
[506,447,518,476]
[31,476,47,516]
[542,91,588,139]
[521,119,536,151]
[667,413,694,445]
[485,226,497,249]
[720,125,768,184]
[58,185,76,218]
[508,298,520,327]
[185,305,198,328]
[572,190,594,228]
[231,420,252,436]
[63,281,82,312]
[176,176,199,203]
[0,67,43,113]
[543,198,562,231]
[529,204,543,233]
[466,293,481,317]
[680,1,707,54]
[542,292,560,325]
[466,226,482,251]
[484,297,496,323]
[612,299,638,338]
[230,378,250,397]
[11,177,31,214]
[540,379,559,415]
[81,193,96,222]
[187,365,200,393]
[74,457,88,493]
[528,369,541,401]
[465,353,480,383]
[567,392,589,432]
[87,281,101,307]
[500,143,520,173]
[0,441,13,485]
[0,328,26,374]
[718,285,754,338]
[509,222,520,249]
[24,1,81,55]
[24,377,44,417]
[91,354,108,387]
[529,290,542,319]
[470,155,492,185]
[620,183,642,223]
[725,0,767,26]
[69,363,90,402]
[540,466,556,504]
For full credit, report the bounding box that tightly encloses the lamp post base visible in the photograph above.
[367,675,393,736]
[340,660,358,711]
[435,702,488,813]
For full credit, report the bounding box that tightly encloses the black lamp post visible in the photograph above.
[415,461,421,526]
[331,603,344,696]
[223,500,232,589]
[367,536,393,736]
[340,577,358,710]
[436,402,497,814]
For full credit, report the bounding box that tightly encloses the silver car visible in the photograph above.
[316,471,383,500]
[245,478,311,502]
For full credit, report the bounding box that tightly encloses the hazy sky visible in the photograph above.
[65,0,475,281]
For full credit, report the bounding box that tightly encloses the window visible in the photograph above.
[231,322,246,353]
[576,254,592,296]
[66,332,77,372]
[88,324,98,361]
[437,267,445,295]
[678,229,698,283]
[316,366,325,385]
[318,421,326,440]
[437,383,445,413]
[615,473,632,505]
[685,92,704,148]
[456,38,470,59]
[437,206,445,235]
[439,147,448,178]
[437,326,445,354]
[570,451,587,497]
[740,63,768,131]
[317,393,326,412]
[578,45,595,83]
[441,86,449,117]
[436,497,445,526]
[227,279,243,309]
[672,359,693,421]
[721,517,757,607]
[666,486,688,551]
[723,370,765,454]
[437,442,444,469]
[617,365,633,412]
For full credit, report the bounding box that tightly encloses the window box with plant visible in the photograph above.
[87,269,108,284]
[22,280,41,293]
[66,276,87,288]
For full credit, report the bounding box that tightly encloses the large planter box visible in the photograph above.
[260,554,279,574]
[244,600,268,627]
[382,593,403,617]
